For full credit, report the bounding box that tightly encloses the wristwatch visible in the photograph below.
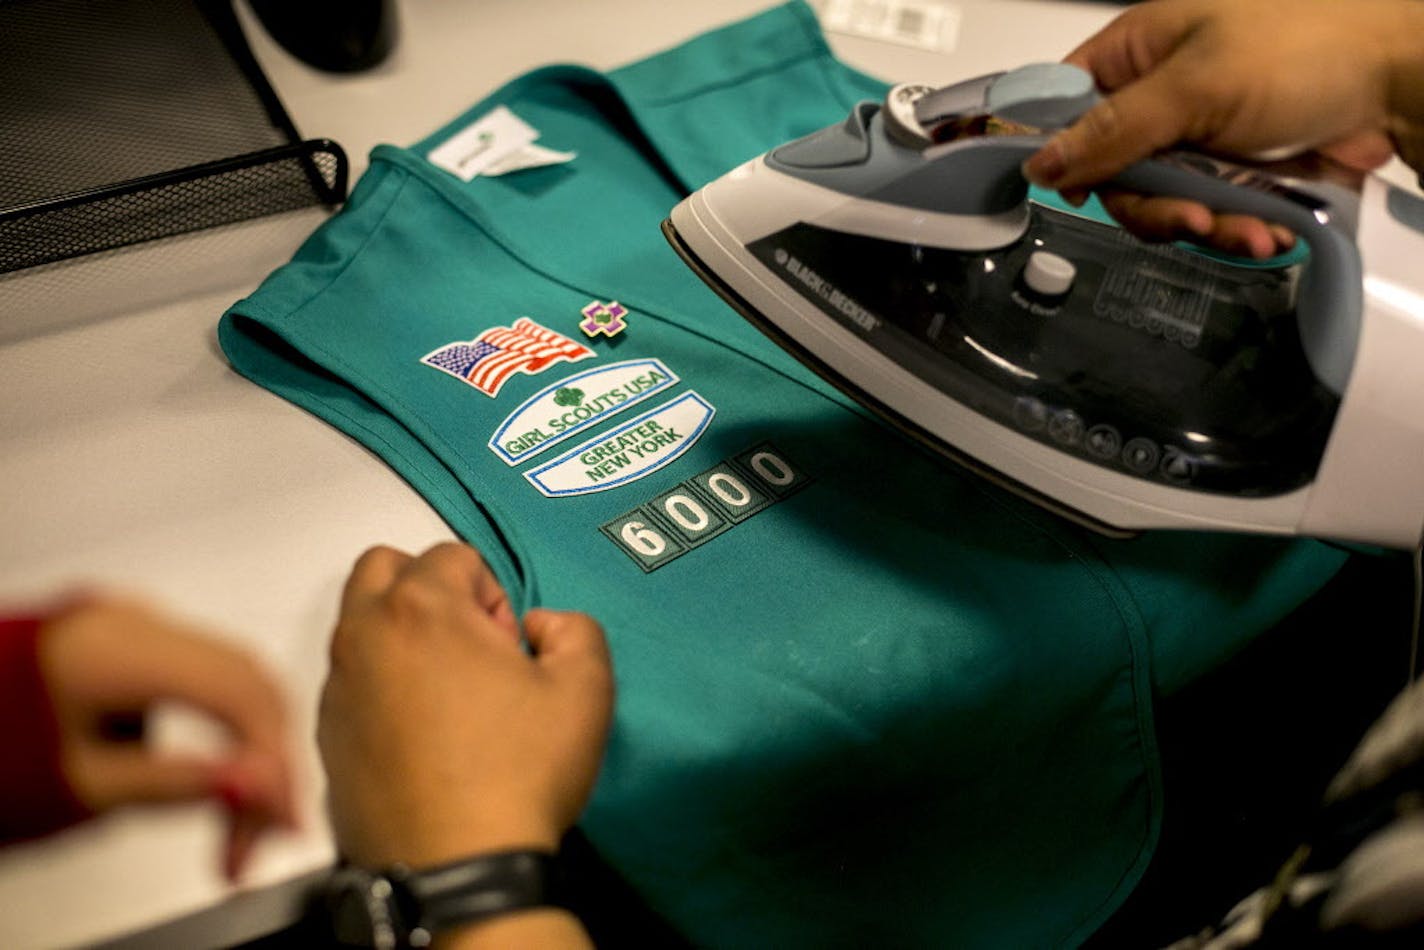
[322,849,564,949]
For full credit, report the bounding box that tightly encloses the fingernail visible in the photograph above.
[210,763,256,812]
[214,775,248,812]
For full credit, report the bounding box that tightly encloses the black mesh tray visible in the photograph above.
[0,0,348,275]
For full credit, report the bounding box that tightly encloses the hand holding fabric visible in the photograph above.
[317,542,614,870]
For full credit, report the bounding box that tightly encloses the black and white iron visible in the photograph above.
[663,64,1424,548]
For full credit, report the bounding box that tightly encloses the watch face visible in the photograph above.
[326,868,400,950]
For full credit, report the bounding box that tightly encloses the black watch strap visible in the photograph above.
[390,849,563,939]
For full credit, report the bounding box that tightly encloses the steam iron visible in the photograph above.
[663,64,1424,549]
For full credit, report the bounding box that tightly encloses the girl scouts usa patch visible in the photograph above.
[422,318,594,397]
[488,358,678,466]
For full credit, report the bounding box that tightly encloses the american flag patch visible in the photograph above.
[422,318,595,397]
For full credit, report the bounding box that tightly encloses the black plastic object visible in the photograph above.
[248,0,398,73]
[742,209,1340,499]
[0,0,348,275]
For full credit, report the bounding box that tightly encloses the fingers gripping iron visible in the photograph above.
[663,64,1424,548]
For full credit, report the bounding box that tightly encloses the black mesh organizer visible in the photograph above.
[0,0,348,275]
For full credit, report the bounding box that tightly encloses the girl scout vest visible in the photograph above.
[220,4,1346,945]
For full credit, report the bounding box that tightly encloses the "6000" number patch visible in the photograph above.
[599,442,809,572]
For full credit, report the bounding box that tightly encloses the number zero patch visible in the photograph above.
[600,443,809,572]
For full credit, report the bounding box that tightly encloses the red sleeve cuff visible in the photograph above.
[0,614,92,844]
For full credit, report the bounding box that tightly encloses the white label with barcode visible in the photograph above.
[819,0,960,52]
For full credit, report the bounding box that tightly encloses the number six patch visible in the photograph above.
[599,442,809,572]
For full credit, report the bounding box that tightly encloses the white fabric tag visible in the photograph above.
[483,142,578,177]
[427,106,541,181]
[818,0,960,52]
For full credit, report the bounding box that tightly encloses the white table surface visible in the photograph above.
[0,2,1133,946]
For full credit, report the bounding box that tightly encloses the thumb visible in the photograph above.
[1388,123,1424,179]
[1024,65,1197,192]
[71,747,219,812]
[523,609,613,683]
[1319,129,1397,172]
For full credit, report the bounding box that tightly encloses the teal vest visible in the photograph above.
[221,4,1345,945]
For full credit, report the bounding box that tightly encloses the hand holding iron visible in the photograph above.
[1023,0,1424,258]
